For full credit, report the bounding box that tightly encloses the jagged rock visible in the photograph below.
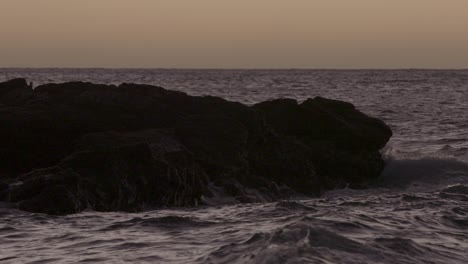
[7,130,208,214]
[0,79,392,214]
[253,97,392,188]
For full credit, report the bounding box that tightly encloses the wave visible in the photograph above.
[441,184,468,195]
[100,216,216,231]
[202,221,375,264]
[202,218,464,264]
[274,201,316,212]
[377,153,468,189]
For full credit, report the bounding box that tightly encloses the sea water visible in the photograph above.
[0,69,467,263]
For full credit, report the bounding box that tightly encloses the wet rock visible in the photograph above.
[253,97,392,187]
[0,79,392,214]
[6,130,208,214]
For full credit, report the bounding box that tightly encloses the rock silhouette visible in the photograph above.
[0,78,392,214]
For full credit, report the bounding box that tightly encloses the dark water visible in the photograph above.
[0,69,467,263]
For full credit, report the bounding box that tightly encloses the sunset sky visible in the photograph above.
[1,0,467,68]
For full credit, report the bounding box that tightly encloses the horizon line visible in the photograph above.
[1,67,467,71]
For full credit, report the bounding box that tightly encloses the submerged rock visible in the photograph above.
[0,78,392,214]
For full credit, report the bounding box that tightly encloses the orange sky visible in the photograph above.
[1,0,467,68]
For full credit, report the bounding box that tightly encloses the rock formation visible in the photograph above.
[0,78,392,214]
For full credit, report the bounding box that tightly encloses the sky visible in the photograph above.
[1,0,468,69]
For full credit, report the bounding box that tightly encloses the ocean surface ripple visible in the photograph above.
[0,69,467,263]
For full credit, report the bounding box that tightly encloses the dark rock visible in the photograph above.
[0,79,392,214]
[6,130,208,214]
[253,97,392,188]
[0,180,8,200]
[0,180,8,191]
[0,78,33,105]
[253,97,392,150]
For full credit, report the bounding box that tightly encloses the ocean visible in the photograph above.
[0,69,467,263]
